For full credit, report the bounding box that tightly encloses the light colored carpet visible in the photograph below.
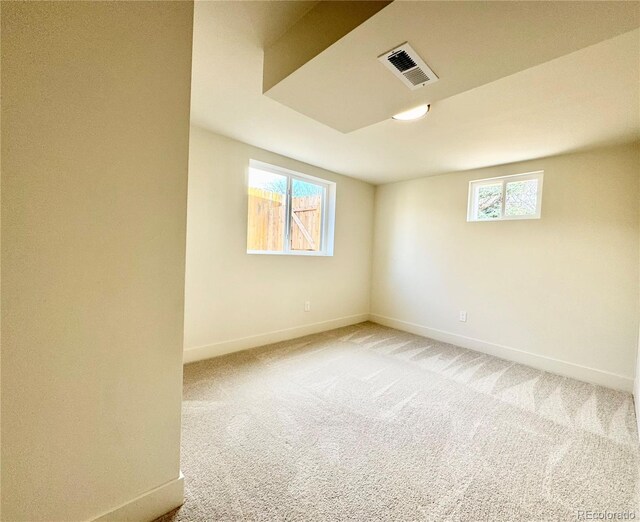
[159,322,639,521]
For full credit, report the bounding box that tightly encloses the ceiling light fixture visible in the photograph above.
[392,104,430,121]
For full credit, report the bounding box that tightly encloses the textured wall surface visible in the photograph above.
[1,2,193,520]
[184,126,374,355]
[372,143,640,385]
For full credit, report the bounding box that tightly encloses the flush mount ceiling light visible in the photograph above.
[392,104,430,121]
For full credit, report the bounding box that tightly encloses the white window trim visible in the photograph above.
[247,159,336,256]
[467,170,544,222]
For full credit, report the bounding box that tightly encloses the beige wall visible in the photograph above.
[371,143,640,390]
[184,126,374,360]
[1,2,193,521]
[0,2,3,519]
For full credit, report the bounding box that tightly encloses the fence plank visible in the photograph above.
[247,188,284,251]
[291,195,321,251]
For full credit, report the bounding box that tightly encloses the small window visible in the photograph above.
[468,171,543,222]
[247,160,336,256]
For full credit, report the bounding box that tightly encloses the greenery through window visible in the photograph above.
[468,171,543,222]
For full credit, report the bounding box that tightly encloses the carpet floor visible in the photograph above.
[158,322,639,521]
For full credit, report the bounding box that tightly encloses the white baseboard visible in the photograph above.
[370,314,634,392]
[635,378,640,440]
[92,473,184,522]
[183,313,369,364]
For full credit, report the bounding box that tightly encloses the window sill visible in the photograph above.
[247,250,333,257]
[467,214,541,222]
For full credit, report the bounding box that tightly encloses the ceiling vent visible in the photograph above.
[378,42,439,90]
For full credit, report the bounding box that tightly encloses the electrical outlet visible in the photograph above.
[304,300,311,312]
[459,311,467,322]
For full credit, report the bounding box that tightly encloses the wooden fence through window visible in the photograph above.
[247,188,322,251]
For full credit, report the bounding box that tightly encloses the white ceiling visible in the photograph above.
[191,1,640,185]
[265,1,640,132]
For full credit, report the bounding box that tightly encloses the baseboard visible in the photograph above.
[92,473,184,522]
[635,378,640,440]
[183,313,369,364]
[370,314,634,392]
[635,395,640,441]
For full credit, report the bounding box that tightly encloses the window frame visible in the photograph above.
[467,170,544,222]
[247,159,336,256]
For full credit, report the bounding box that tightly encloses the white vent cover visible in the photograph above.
[378,42,439,90]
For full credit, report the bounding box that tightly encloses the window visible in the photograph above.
[467,171,543,222]
[247,160,336,255]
